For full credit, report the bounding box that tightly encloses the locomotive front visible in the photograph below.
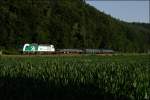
[23,43,55,54]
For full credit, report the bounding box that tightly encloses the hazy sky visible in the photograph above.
[86,1,150,23]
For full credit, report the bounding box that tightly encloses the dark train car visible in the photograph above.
[101,49,114,54]
[56,49,83,54]
[85,49,114,54]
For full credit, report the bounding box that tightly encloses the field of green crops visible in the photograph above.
[0,55,149,100]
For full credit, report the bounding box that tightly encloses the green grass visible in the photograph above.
[0,54,149,100]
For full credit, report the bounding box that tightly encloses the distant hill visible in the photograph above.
[0,0,150,53]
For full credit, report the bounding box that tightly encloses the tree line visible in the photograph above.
[0,0,150,53]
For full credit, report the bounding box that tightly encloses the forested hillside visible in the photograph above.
[0,0,150,53]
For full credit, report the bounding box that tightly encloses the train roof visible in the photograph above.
[85,49,114,52]
[39,44,54,46]
[58,49,83,52]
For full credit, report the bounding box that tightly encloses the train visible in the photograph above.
[22,43,114,55]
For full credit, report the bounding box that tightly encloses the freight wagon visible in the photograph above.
[85,49,114,54]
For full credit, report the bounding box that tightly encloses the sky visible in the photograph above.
[86,1,150,23]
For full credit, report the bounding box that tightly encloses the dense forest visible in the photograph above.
[0,0,150,53]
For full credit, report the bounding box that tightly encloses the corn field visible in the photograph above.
[0,55,149,100]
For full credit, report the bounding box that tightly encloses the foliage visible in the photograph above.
[0,55,149,99]
[0,0,150,52]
